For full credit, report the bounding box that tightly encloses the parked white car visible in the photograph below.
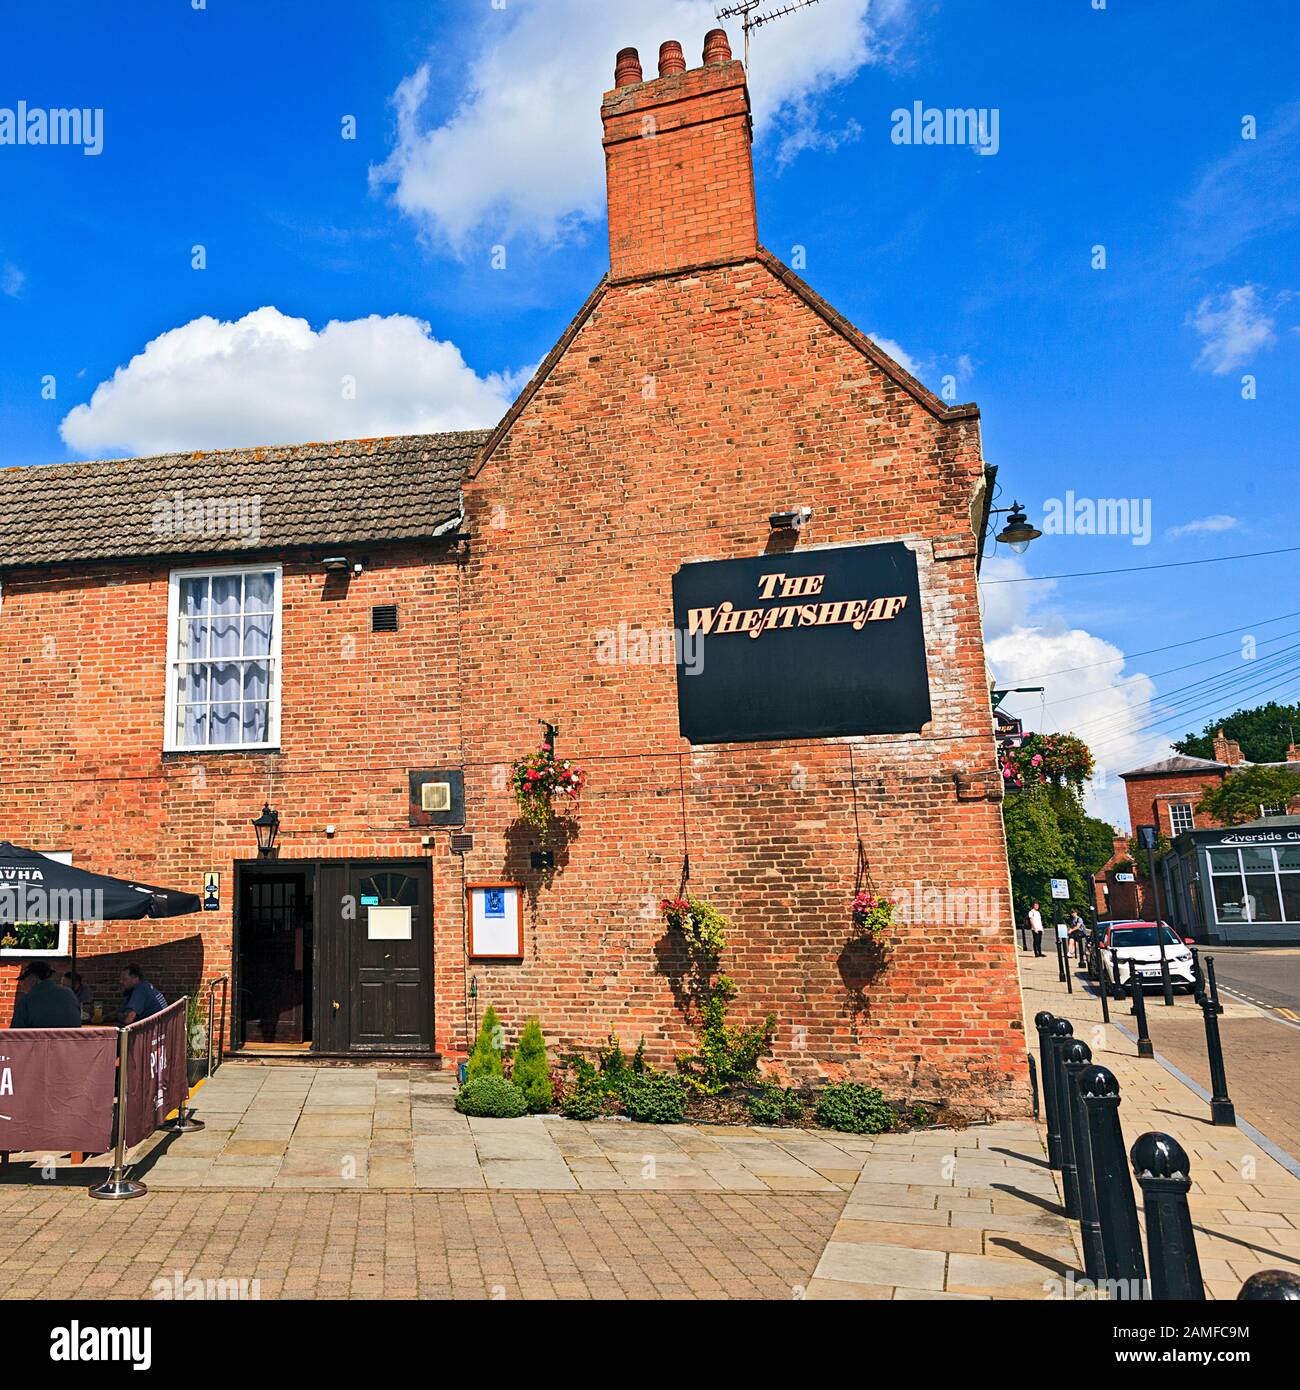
[1097,921,1197,995]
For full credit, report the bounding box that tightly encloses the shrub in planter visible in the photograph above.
[747,1084,804,1126]
[512,1017,553,1113]
[621,1071,686,1125]
[467,1004,506,1081]
[814,1082,895,1135]
[455,1076,528,1118]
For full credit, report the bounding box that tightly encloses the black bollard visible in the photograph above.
[1063,1038,1106,1281]
[1050,1018,1079,1216]
[1055,930,1067,983]
[1200,956,1235,1126]
[1238,1270,1300,1300]
[1078,1065,1148,1297]
[1130,1133,1205,1300]
[1035,1011,1062,1168]
[1063,936,1074,994]
[1205,954,1225,1014]
[1130,967,1154,1059]
[1190,946,1206,1007]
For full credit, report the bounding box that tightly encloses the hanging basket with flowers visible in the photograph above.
[510,745,587,834]
[660,895,729,962]
[850,890,895,942]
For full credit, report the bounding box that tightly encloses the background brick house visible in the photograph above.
[0,33,1030,1116]
[1106,731,1300,924]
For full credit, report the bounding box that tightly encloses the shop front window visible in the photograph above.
[1207,844,1300,924]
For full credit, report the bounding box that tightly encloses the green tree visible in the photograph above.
[1002,784,1074,923]
[511,1017,553,1113]
[1126,830,1171,880]
[1174,701,1300,764]
[1196,765,1300,827]
[467,1004,506,1081]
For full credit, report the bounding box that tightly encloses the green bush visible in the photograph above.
[814,1082,895,1135]
[558,1083,606,1120]
[747,1084,804,1126]
[454,1076,528,1118]
[467,1004,506,1081]
[621,1071,686,1125]
[676,975,776,1095]
[511,1017,553,1113]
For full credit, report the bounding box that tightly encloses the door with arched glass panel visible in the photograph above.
[347,862,432,1050]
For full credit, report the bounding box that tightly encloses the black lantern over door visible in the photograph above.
[251,803,281,857]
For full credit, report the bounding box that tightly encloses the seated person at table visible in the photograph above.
[119,963,166,1024]
[62,970,92,1008]
[10,961,81,1028]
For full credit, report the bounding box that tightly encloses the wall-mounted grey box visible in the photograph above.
[408,769,465,827]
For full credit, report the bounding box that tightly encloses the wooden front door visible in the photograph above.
[346,862,432,1051]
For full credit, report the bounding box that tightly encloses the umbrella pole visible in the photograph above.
[71,920,77,973]
[89,1026,147,1200]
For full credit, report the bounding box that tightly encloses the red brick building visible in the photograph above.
[1107,731,1300,927]
[0,34,1029,1115]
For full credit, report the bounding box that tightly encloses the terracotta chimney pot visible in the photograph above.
[703,28,732,65]
[658,40,686,77]
[614,47,643,87]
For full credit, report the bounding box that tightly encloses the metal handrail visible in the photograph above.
[205,975,230,1079]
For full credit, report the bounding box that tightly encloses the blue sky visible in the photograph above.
[1,0,1297,823]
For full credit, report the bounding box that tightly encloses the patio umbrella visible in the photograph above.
[0,842,201,922]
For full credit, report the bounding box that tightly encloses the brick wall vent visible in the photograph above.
[371,603,400,634]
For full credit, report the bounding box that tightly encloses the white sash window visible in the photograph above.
[165,565,282,751]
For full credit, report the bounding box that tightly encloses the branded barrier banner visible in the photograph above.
[0,1026,117,1154]
[123,999,188,1149]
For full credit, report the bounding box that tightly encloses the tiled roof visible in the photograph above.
[1120,754,1227,777]
[0,431,491,568]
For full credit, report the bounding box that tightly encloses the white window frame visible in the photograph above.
[164,563,283,753]
[1167,801,1194,836]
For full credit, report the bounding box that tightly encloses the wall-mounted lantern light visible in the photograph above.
[252,803,281,857]
[992,501,1042,554]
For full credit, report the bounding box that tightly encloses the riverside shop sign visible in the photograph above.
[671,543,931,743]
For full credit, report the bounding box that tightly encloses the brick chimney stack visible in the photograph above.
[601,29,757,283]
[1212,728,1246,766]
[1287,740,1300,764]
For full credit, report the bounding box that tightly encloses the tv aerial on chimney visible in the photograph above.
[717,0,821,72]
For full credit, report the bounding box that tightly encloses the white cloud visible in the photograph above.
[59,307,520,457]
[1166,513,1239,541]
[981,556,1167,827]
[1190,284,1277,374]
[371,0,903,250]
[869,332,922,378]
[2,262,24,297]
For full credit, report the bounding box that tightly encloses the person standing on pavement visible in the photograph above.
[1028,901,1044,956]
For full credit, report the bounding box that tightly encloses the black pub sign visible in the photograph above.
[671,542,931,744]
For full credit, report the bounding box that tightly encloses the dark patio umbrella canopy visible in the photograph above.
[0,843,201,919]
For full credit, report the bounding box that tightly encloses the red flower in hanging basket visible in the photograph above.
[510,746,588,833]
[850,890,895,940]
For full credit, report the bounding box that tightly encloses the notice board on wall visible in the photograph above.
[671,542,932,744]
[467,884,523,959]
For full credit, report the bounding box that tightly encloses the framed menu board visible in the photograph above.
[467,883,524,959]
